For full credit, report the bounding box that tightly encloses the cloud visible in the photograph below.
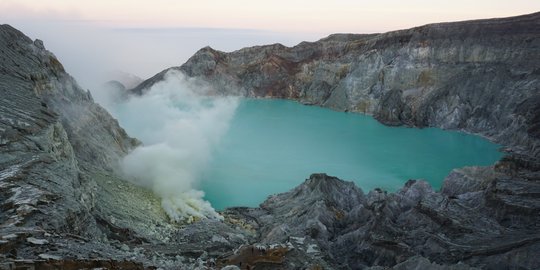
[113,70,239,222]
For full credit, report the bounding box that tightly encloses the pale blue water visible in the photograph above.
[199,99,503,210]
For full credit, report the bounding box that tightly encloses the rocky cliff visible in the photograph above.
[0,23,142,238]
[0,23,265,270]
[0,24,184,268]
[1,13,540,270]
[133,12,540,157]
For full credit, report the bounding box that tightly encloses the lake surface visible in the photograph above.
[199,99,503,210]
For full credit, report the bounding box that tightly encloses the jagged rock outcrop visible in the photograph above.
[132,12,540,157]
[228,168,540,269]
[0,24,252,269]
[0,24,136,238]
[0,23,143,262]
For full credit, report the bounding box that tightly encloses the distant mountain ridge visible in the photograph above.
[133,12,540,157]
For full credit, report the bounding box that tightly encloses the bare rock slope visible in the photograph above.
[0,25,194,269]
[0,23,263,270]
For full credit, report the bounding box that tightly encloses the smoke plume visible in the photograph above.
[112,70,238,222]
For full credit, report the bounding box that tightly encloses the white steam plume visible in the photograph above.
[113,70,238,223]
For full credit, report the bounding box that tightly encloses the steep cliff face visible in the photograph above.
[0,25,98,264]
[0,24,163,265]
[0,24,254,269]
[133,12,540,156]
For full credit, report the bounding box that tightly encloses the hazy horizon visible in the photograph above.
[1,1,538,91]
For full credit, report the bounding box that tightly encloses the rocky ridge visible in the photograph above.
[0,24,212,269]
[133,12,540,157]
[1,13,540,270]
[229,166,540,269]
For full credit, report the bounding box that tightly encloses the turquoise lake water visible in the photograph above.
[199,99,503,210]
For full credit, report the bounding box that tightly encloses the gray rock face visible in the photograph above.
[0,24,163,266]
[0,24,253,269]
[230,169,540,269]
[133,12,540,157]
[0,23,142,259]
[1,24,113,238]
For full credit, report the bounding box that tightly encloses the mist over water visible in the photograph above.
[109,70,238,222]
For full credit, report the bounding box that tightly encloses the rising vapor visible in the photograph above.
[111,70,238,222]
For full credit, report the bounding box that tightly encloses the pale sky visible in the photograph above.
[2,0,540,32]
[2,0,539,32]
[1,0,538,90]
